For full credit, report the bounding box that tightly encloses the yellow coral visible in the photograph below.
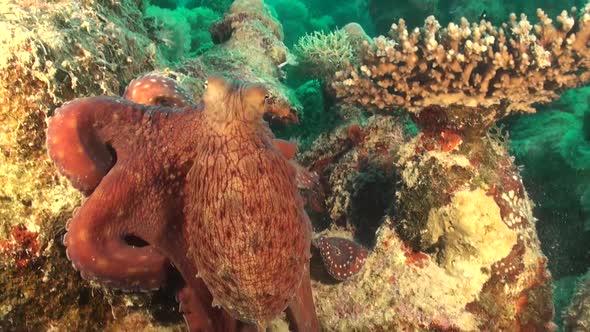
[424,189,517,293]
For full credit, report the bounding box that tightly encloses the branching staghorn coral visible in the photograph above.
[334,5,590,123]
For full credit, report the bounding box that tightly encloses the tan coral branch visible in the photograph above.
[334,4,590,118]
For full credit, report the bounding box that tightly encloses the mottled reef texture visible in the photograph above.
[565,269,590,330]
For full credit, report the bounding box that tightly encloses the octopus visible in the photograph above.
[46,74,320,331]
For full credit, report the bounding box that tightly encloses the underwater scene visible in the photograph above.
[1,0,590,331]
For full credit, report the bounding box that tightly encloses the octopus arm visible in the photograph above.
[291,161,326,212]
[123,74,195,108]
[47,96,159,194]
[271,138,298,160]
[285,264,321,332]
[175,269,250,332]
[63,168,169,291]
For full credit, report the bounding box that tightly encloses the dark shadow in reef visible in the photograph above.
[349,165,397,248]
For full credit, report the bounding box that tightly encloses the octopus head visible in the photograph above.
[203,75,269,127]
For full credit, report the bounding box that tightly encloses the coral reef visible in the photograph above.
[368,0,442,35]
[0,0,304,329]
[183,0,234,14]
[172,0,300,126]
[303,118,554,329]
[267,0,374,48]
[506,87,590,279]
[306,0,374,36]
[446,0,588,26]
[505,87,590,329]
[290,4,590,330]
[367,0,586,35]
[144,5,220,62]
[273,80,341,150]
[0,0,159,240]
[299,115,406,243]
[293,29,355,80]
[2,0,589,330]
[0,0,164,329]
[150,0,233,14]
[266,0,333,46]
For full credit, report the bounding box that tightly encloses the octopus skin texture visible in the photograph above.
[46,74,320,331]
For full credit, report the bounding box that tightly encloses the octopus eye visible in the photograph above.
[203,80,208,90]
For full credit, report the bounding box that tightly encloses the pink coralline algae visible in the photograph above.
[315,236,368,281]
[0,224,40,269]
[46,74,319,331]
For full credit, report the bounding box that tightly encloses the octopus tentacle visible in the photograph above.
[123,74,194,108]
[176,275,244,332]
[269,138,326,211]
[63,169,169,291]
[271,138,297,160]
[285,265,320,332]
[47,96,162,194]
[177,285,218,332]
[162,238,243,332]
[314,236,368,281]
[291,161,326,213]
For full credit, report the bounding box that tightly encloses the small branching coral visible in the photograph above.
[294,29,354,80]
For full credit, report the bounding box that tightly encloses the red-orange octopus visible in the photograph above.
[46,74,319,331]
